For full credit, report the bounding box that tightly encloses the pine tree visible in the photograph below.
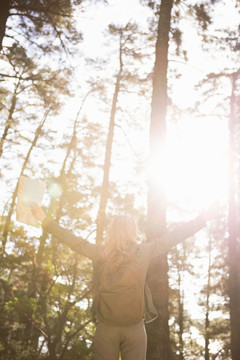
[0,0,86,52]
[95,22,148,243]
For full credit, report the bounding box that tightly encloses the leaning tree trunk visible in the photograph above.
[96,67,122,244]
[54,89,95,223]
[146,0,174,359]
[228,72,240,360]
[204,236,212,360]
[2,111,49,250]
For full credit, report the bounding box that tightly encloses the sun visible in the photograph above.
[146,115,229,214]
[164,116,229,212]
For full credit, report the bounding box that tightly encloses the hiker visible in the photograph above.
[31,202,217,360]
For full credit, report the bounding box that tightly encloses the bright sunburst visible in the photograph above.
[164,115,228,211]
[145,114,228,215]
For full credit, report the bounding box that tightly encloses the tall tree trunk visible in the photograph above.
[2,111,49,250]
[146,0,174,359]
[204,235,212,360]
[96,67,122,244]
[228,72,240,360]
[0,0,10,51]
[176,252,185,360]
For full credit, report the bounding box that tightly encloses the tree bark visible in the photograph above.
[228,72,240,360]
[146,0,174,359]
[204,237,212,360]
[177,255,184,360]
[0,0,10,51]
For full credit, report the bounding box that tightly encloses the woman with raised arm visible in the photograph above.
[31,201,217,360]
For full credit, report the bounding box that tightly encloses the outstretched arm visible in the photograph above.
[164,202,219,248]
[31,202,99,260]
[201,201,219,223]
[149,202,219,257]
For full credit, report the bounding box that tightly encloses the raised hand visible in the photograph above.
[31,202,46,222]
[201,201,219,222]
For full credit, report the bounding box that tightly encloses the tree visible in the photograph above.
[143,0,230,358]
[95,22,148,243]
[0,42,72,251]
[0,0,84,52]
[168,238,190,360]
[228,70,240,360]
[0,223,94,359]
[0,42,70,158]
[0,92,102,358]
[189,11,240,356]
[194,64,240,360]
[2,110,50,250]
[145,1,174,359]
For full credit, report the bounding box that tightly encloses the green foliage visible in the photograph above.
[0,225,95,359]
[193,4,212,30]
[2,0,83,54]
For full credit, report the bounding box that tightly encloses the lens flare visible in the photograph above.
[48,182,62,198]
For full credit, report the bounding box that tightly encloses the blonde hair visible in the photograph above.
[102,215,138,259]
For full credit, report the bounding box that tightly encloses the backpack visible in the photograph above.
[95,251,144,326]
